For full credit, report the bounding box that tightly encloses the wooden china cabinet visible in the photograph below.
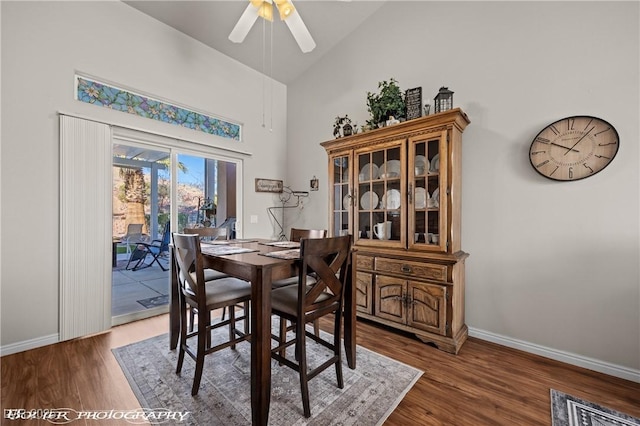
[321,108,470,354]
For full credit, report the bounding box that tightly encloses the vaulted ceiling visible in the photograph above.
[124,1,386,84]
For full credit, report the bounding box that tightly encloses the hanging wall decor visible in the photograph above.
[255,178,284,193]
[75,75,242,141]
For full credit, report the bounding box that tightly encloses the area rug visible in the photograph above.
[113,322,422,425]
[551,389,640,426]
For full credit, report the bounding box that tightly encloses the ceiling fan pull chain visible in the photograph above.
[261,16,266,129]
[269,17,274,132]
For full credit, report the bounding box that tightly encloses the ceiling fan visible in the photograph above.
[229,0,316,53]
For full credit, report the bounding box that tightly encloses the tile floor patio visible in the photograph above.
[112,252,170,317]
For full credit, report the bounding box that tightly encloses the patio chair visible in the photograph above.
[127,222,171,271]
[119,223,147,256]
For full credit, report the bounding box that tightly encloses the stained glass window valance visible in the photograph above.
[75,75,241,141]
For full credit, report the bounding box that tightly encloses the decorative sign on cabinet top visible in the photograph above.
[405,87,423,121]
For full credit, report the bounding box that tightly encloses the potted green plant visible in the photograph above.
[366,78,406,128]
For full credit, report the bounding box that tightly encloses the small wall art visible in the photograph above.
[255,178,284,193]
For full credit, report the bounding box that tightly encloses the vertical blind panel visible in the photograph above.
[59,115,112,341]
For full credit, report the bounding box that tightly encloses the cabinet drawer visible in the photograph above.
[375,258,447,281]
[357,255,374,271]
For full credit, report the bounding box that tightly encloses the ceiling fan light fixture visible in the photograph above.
[257,1,274,21]
[274,0,295,20]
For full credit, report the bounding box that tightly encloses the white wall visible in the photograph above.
[286,1,640,376]
[1,0,638,380]
[0,1,287,347]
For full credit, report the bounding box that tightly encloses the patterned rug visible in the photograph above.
[551,389,640,426]
[113,323,422,425]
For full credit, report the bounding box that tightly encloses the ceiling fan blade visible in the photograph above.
[284,9,316,53]
[229,3,260,43]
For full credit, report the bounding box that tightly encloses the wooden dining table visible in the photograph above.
[168,239,357,426]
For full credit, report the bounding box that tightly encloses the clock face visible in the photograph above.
[529,116,619,181]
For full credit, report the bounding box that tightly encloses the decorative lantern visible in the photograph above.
[434,87,454,113]
[342,122,353,137]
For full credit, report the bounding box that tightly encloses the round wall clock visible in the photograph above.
[528,115,619,181]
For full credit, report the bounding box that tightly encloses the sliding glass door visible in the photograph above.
[176,154,237,237]
[111,137,241,325]
[112,143,172,323]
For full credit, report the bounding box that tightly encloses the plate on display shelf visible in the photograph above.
[430,154,440,173]
[381,189,401,210]
[379,160,401,179]
[360,191,379,210]
[415,155,427,175]
[430,187,439,207]
[414,187,428,209]
[343,194,350,210]
[359,163,379,181]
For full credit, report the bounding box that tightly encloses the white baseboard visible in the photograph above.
[2,325,638,385]
[0,333,59,357]
[468,327,640,384]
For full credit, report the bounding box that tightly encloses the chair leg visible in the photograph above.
[191,315,207,396]
[205,310,212,349]
[296,318,311,418]
[126,247,146,271]
[243,302,250,335]
[221,306,227,321]
[334,311,344,389]
[313,319,320,337]
[229,305,236,350]
[278,317,288,363]
[176,299,188,374]
[149,254,169,271]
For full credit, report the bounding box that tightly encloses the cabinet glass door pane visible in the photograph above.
[412,138,441,246]
[357,145,402,242]
[332,155,350,236]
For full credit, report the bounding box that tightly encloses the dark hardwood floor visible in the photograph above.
[2,313,639,425]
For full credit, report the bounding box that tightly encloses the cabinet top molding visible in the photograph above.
[321,108,470,153]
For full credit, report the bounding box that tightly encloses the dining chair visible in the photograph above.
[289,228,327,243]
[184,227,232,280]
[272,228,327,289]
[172,232,252,396]
[183,227,247,330]
[272,228,328,339]
[270,234,352,418]
[126,221,171,271]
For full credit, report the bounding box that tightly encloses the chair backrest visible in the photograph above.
[160,221,171,252]
[298,235,351,320]
[125,223,143,236]
[172,233,205,301]
[290,228,327,242]
[183,227,229,241]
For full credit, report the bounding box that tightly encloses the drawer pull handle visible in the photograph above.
[401,265,412,273]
